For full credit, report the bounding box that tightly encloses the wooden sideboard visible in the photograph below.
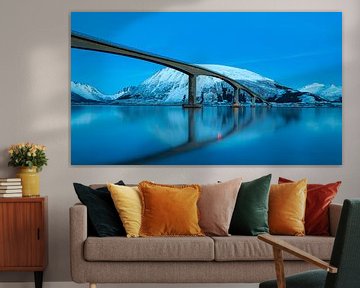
[0,197,48,288]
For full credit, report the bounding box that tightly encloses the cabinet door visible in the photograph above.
[0,202,44,268]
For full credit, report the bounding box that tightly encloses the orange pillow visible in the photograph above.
[278,177,341,236]
[269,179,307,236]
[138,181,204,237]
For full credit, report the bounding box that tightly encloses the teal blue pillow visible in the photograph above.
[229,174,272,236]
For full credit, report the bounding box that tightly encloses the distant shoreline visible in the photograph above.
[71,103,342,108]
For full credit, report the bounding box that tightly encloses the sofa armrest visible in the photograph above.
[329,203,342,237]
[69,203,88,283]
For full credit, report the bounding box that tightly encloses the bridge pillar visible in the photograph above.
[251,96,256,107]
[183,74,202,108]
[232,88,241,108]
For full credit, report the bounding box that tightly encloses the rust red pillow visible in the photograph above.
[278,177,341,236]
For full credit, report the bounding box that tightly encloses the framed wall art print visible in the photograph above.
[71,12,342,165]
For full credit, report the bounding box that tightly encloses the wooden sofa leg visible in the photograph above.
[89,283,97,288]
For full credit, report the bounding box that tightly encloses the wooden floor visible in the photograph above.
[0,283,259,288]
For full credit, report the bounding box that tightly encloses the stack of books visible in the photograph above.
[0,178,22,197]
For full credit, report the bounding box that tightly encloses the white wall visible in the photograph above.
[0,0,359,282]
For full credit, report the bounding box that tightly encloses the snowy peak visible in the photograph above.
[142,68,187,85]
[300,83,325,92]
[197,64,273,82]
[299,83,342,102]
[71,81,104,101]
[142,65,273,86]
[71,81,121,102]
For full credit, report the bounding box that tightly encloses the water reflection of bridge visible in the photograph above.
[71,32,271,108]
[124,107,267,164]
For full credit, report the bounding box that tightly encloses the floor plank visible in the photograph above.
[0,282,259,288]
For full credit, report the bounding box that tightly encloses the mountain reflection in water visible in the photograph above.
[71,105,341,165]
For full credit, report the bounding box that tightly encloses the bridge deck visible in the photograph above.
[71,31,271,107]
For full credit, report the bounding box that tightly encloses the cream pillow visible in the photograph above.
[107,183,142,237]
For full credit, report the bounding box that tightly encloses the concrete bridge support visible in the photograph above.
[183,74,202,108]
[233,88,241,108]
[251,96,256,107]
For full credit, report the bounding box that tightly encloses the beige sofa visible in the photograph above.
[70,203,342,287]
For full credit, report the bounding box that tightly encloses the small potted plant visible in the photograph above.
[8,143,48,197]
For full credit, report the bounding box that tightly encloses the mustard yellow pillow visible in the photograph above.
[138,181,204,237]
[269,179,307,236]
[107,183,142,238]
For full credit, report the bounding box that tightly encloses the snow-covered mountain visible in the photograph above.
[71,65,341,106]
[299,83,342,102]
[71,81,122,103]
[133,65,276,104]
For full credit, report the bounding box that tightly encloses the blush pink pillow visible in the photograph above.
[198,178,242,236]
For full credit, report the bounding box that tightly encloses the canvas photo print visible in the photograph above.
[71,12,342,165]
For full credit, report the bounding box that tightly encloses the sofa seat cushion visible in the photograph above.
[212,236,334,261]
[84,236,214,262]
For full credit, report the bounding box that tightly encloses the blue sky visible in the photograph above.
[71,12,342,94]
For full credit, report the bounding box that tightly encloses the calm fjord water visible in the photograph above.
[71,105,342,165]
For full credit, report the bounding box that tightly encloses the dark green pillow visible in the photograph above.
[229,174,272,236]
[73,181,126,237]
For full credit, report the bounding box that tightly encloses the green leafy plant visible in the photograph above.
[8,143,48,172]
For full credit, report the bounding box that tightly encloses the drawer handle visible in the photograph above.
[37,228,40,240]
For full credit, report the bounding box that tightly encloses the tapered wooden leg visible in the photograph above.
[89,283,97,288]
[273,247,286,288]
[34,271,43,288]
